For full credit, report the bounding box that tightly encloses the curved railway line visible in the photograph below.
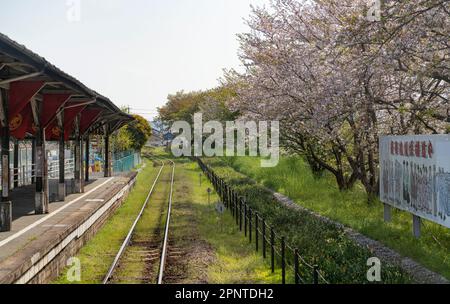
[103,156,176,284]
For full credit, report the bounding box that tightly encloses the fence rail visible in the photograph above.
[196,157,328,285]
[113,151,141,173]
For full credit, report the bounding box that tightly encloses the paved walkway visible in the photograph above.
[0,173,135,283]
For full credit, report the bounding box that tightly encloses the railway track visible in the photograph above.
[103,157,176,284]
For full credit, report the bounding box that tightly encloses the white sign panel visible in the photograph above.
[380,135,450,228]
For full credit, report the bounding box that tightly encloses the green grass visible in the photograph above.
[202,157,411,284]
[54,150,282,284]
[172,160,281,284]
[223,155,450,281]
[112,164,172,283]
[54,159,161,284]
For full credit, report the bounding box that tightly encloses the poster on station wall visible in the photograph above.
[380,135,450,228]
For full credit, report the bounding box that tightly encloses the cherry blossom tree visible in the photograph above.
[228,0,449,199]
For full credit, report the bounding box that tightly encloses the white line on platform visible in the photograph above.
[0,178,114,249]
[41,225,69,228]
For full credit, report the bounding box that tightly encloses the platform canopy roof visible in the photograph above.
[0,32,133,140]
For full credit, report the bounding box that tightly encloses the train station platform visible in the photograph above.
[0,172,137,284]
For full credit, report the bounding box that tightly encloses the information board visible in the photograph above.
[380,135,450,228]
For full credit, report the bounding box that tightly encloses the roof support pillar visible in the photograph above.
[33,99,49,214]
[58,112,65,201]
[0,88,12,231]
[104,132,111,178]
[13,140,19,188]
[85,136,90,182]
[31,138,36,184]
[73,115,83,193]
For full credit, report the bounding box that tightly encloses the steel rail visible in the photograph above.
[102,157,165,284]
[157,159,175,284]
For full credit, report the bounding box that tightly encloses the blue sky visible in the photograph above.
[0,0,267,119]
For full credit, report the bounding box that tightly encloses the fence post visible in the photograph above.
[262,220,266,259]
[230,189,234,218]
[281,237,286,285]
[235,193,239,226]
[239,199,243,232]
[249,208,252,243]
[244,204,248,237]
[225,184,229,208]
[271,228,275,273]
[223,183,227,207]
[228,187,232,214]
[313,265,319,285]
[294,248,299,284]
[255,212,259,252]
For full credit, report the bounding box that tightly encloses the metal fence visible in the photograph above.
[197,158,329,285]
[0,147,141,190]
[113,150,141,173]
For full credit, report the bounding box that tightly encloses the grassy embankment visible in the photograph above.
[54,159,160,283]
[219,156,450,281]
[55,152,280,284]
[202,157,412,284]
[169,158,281,283]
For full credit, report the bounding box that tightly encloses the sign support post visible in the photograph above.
[383,204,392,222]
[413,215,421,238]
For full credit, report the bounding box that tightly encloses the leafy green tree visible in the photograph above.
[111,114,152,152]
[127,114,152,151]
[112,127,133,152]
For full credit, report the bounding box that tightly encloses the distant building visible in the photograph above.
[146,120,174,148]
[147,128,165,147]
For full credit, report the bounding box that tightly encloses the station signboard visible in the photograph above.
[380,135,450,228]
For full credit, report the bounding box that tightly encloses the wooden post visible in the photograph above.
[31,138,36,184]
[79,139,84,193]
[85,136,90,182]
[104,133,111,177]
[413,215,421,238]
[34,98,49,214]
[384,204,392,222]
[74,138,82,193]
[0,88,12,231]
[58,112,66,201]
[73,115,83,193]
[13,140,19,188]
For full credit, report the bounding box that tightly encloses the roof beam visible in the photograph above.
[0,71,43,85]
[64,99,96,109]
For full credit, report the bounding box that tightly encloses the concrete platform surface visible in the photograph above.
[0,172,137,284]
